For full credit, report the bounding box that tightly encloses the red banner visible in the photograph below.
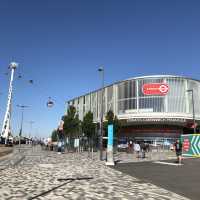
[183,138,190,152]
[142,83,169,95]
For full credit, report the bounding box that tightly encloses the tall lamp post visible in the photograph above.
[17,105,29,149]
[98,66,104,161]
[28,121,35,139]
[187,89,196,134]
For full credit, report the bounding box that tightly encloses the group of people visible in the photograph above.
[127,141,150,158]
[127,139,183,163]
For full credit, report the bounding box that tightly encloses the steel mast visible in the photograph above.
[1,62,18,144]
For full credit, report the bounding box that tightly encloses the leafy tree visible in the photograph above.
[51,129,58,142]
[105,110,114,124]
[63,105,81,138]
[82,111,95,139]
[103,110,121,137]
[81,111,98,153]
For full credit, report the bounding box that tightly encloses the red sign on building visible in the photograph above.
[183,138,190,152]
[142,83,169,95]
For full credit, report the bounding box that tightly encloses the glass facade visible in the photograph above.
[68,76,200,123]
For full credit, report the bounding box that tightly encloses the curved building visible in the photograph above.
[68,75,200,144]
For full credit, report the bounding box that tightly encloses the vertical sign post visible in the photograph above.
[106,124,115,166]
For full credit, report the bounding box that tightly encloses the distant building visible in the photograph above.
[67,75,200,145]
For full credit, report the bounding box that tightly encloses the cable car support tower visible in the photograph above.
[0,62,18,144]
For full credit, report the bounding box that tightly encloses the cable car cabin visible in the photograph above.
[47,100,54,107]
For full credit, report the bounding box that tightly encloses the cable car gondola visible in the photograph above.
[47,97,54,108]
[29,80,33,84]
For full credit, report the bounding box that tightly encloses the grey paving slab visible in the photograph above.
[0,146,190,200]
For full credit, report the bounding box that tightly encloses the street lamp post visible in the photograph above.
[187,89,196,134]
[98,66,104,161]
[28,121,35,139]
[17,105,29,150]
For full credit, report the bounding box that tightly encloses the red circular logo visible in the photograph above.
[159,84,169,93]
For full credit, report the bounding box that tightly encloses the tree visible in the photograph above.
[63,105,81,138]
[82,111,96,147]
[51,129,58,142]
[102,110,121,150]
[103,110,121,137]
[81,111,97,154]
[82,111,95,138]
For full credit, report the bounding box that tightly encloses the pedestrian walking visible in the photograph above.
[174,139,182,164]
[140,142,146,158]
[134,142,141,158]
[128,140,133,153]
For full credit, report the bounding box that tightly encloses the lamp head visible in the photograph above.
[98,68,103,72]
[98,66,104,72]
[9,62,18,69]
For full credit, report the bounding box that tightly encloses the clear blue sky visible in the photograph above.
[0,0,200,138]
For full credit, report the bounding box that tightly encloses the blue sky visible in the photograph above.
[0,0,200,138]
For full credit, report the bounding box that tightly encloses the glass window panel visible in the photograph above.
[188,80,200,116]
[118,80,136,100]
[167,78,186,113]
[107,86,114,112]
[118,99,137,114]
[139,97,164,112]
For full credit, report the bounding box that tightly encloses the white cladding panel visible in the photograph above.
[67,76,200,122]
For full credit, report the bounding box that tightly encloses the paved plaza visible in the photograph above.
[0,146,190,200]
[0,146,13,158]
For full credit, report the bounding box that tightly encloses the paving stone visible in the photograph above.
[0,146,190,200]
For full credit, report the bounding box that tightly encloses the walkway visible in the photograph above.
[0,145,189,200]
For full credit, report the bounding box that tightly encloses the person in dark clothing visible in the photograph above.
[140,142,146,158]
[175,139,182,164]
[57,129,65,154]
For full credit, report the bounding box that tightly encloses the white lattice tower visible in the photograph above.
[1,62,18,141]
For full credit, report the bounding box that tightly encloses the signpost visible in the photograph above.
[181,134,200,157]
[106,124,115,166]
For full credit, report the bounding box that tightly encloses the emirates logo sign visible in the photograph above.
[142,83,169,95]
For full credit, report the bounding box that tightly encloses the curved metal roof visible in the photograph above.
[67,74,200,102]
[124,74,200,82]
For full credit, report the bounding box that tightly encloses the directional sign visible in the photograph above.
[181,134,200,157]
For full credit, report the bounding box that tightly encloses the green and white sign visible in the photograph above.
[181,134,200,157]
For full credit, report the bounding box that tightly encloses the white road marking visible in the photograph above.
[143,191,187,200]
[154,161,183,166]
